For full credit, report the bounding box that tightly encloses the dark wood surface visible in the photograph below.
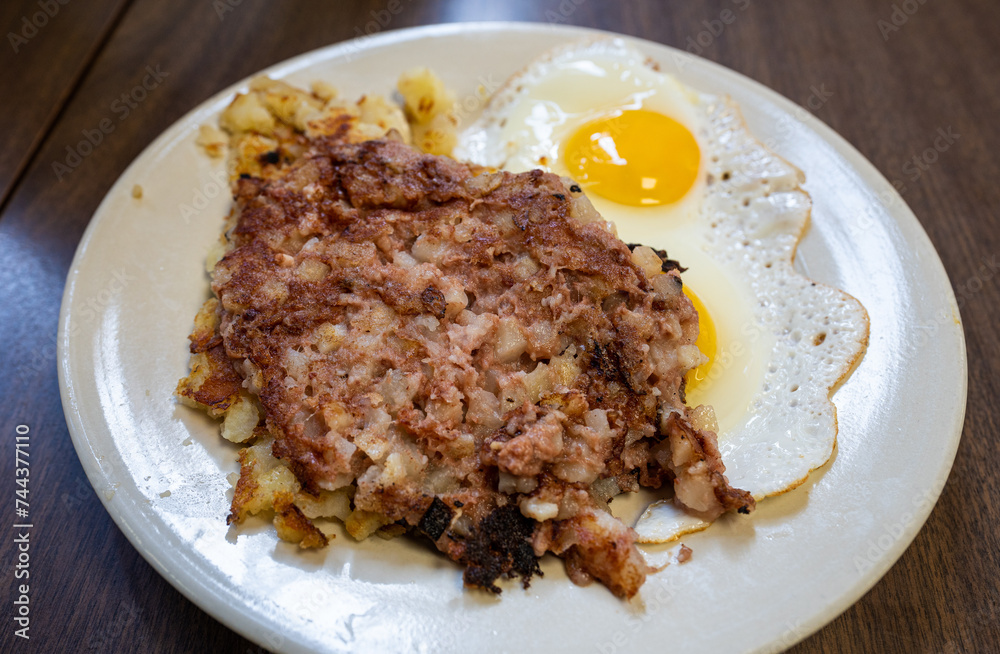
[0,0,128,205]
[2,1,997,652]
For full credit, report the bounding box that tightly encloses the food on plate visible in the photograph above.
[178,33,870,598]
[177,66,756,600]
[456,38,869,541]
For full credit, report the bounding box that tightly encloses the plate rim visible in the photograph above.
[57,20,968,653]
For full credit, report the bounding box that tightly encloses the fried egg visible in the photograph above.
[456,39,869,541]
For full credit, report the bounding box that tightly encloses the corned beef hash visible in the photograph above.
[178,45,867,600]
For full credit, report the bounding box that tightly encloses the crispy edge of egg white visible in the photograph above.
[634,94,871,544]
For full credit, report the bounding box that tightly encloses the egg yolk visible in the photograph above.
[563,109,700,207]
[684,287,717,393]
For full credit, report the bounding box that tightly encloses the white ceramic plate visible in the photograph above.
[58,23,966,654]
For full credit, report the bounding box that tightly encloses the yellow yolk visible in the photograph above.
[684,287,716,393]
[563,109,700,207]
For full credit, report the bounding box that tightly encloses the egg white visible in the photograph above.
[456,39,870,542]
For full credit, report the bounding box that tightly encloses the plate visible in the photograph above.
[58,22,966,654]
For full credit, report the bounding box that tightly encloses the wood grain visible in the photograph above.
[2,0,997,652]
[0,0,130,208]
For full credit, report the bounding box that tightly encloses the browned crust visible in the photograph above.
[175,343,243,416]
[273,491,330,548]
[195,135,753,598]
[457,504,543,594]
[227,447,260,525]
[664,413,755,515]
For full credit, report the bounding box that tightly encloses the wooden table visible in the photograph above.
[2,1,997,651]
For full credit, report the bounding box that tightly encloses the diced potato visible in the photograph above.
[260,278,289,303]
[584,409,613,439]
[520,497,559,522]
[321,400,353,431]
[229,133,280,178]
[196,124,227,158]
[315,322,347,354]
[191,297,220,341]
[498,471,538,494]
[272,491,328,548]
[380,370,419,409]
[205,237,230,273]
[569,192,604,225]
[410,112,458,155]
[229,439,301,521]
[376,524,406,540]
[305,103,360,139]
[411,233,449,264]
[355,410,391,462]
[443,284,468,317]
[221,394,259,443]
[397,68,458,154]
[220,92,276,135]
[631,245,663,278]
[677,344,704,371]
[427,398,463,427]
[251,77,324,131]
[689,404,720,434]
[465,389,503,430]
[378,452,408,486]
[549,346,581,388]
[499,375,528,411]
[397,67,455,124]
[297,258,330,282]
[295,488,353,521]
[524,363,553,404]
[358,94,411,142]
[345,509,391,540]
[495,317,527,362]
[513,255,540,281]
[260,461,299,495]
[311,80,338,102]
